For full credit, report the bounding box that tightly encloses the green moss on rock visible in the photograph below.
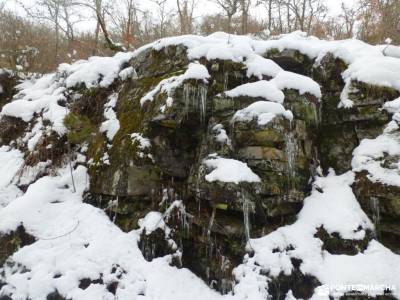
[64,112,94,145]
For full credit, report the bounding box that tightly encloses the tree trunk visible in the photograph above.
[95,9,124,52]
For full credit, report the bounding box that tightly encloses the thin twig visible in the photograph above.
[37,220,80,240]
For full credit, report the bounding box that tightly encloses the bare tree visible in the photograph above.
[18,0,88,59]
[176,0,197,34]
[258,0,274,33]
[282,0,327,33]
[151,0,171,38]
[112,0,140,50]
[0,8,62,72]
[339,2,357,38]
[18,0,62,62]
[76,0,125,51]
[0,0,7,12]
[261,0,294,34]
[239,0,251,34]
[212,0,239,33]
[356,0,400,44]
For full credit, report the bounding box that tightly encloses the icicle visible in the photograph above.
[205,207,216,260]
[112,196,119,224]
[199,84,207,125]
[285,131,296,178]
[242,193,252,246]
[198,196,201,216]
[177,201,190,234]
[223,72,229,91]
[210,280,218,289]
[284,122,297,191]
[183,83,197,118]
[207,207,216,240]
[220,255,232,293]
[159,188,169,207]
[183,83,207,124]
[206,266,210,281]
[183,83,191,116]
[371,197,381,238]
[220,278,233,295]
[196,164,205,216]
[314,104,320,125]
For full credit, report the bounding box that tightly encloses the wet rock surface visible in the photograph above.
[1,42,400,299]
[353,172,400,254]
[69,46,399,293]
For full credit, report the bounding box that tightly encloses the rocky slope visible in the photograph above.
[0,32,400,300]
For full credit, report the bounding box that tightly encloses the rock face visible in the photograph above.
[0,69,18,109]
[75,48,325,293]
[353,172,400,253]
[265,49,400,256]
[265,51,400,261]
[64,45,399,293]
[0,33,400,299]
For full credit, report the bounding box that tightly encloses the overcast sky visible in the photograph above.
[5,0,357,32]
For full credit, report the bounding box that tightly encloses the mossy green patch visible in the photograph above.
[87,132,107,165]
[64,112,94,145]
[350,81,399,102]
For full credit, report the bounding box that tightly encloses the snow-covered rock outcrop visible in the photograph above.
[0,31,400,300]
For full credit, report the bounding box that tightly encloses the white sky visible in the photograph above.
[5,0,357,32]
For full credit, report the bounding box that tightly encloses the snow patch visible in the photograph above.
[119,66,136,80]
[100,93,120,141]
[203,157,261,184]
[59,52,134,89]
[1,52,132,133]
[0,166,224,300]
[270,71,322,99]
[232,101,293,126]
[224,80,285,103]
[138,211,169,235]
[245,55,283,79]
[131,133,151,150]
[0,146,24,207]
[212,124,232,147]
[352,134,400,186]
[233,171,400,299]
[1,74,67,133]
[140,62,209,106]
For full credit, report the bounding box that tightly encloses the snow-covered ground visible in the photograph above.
[0,166,227,300]
[235,171,400,299]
